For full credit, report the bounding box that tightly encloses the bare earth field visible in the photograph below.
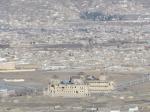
[0,70,150,112]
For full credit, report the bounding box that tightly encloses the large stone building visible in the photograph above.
[47,79,89,97]
[48,83,89,97]
[46,75,114,97]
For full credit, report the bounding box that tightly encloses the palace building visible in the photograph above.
[46,75,114,97]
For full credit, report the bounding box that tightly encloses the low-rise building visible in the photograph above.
[86,75,114,94]
[86,80,114,94]
[0,62,16,70]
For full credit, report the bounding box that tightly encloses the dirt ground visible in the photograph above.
[0,70,150,112]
